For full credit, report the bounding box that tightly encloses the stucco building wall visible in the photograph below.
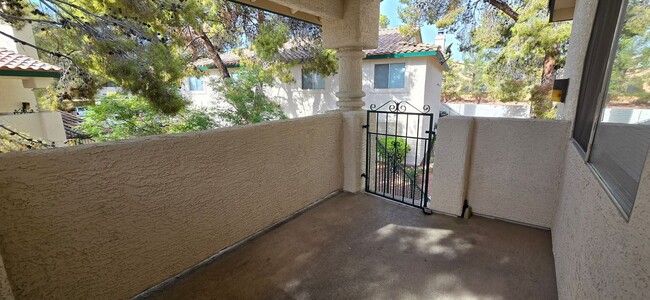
[0,78,38,113]
[183,56,443,120]
[551,0,650,297]
[552,146,650,299]
[0,114,344,299]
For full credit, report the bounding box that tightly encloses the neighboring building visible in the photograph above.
[0,23,66,146]
[183,28,449,123]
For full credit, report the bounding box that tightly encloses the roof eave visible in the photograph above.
[364,50,440,60]
[0,69,61,78]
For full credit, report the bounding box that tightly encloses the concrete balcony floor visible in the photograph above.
[142,193,557,300]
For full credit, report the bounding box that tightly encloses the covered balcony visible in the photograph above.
[0,0,648,299]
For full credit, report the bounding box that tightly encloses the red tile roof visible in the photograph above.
[0,47,62,73]
[194,28,440,68]
[59,110,88,139]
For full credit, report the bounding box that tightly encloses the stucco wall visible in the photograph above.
[429,116,474,215]
[0,114,343,299]
[429,117,570,228]
[557,0,597,124]
[552,146,650,298]
[551,0,650,297]
[467,118,571,228]
[0,78,37,113]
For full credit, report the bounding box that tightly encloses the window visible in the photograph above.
[301,69,325,89]
[374,63,405,89]
[573,0,650,218]
[189,77,204,92]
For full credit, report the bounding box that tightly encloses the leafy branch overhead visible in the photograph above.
[401,0,571,118]
[0,0,329,114]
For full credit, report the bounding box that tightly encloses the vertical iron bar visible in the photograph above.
[393,113,399,201]
[365,110,370,192]
[423,114,434,208]
[383,112,389,196]
[374,112,379,194]
[413,115,420,206]
[401,114,409,202]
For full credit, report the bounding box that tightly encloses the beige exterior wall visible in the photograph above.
[556,0,597,124]
[0,78,38,113]
[429,117,570,228]
[552,0,650,297]
[553,146,650,298]
[0,111,67,146]
[0,114,344,299]
[182,56,443,121]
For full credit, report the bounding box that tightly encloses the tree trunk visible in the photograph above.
[197,30,231,78]
[541,52,556,85]
[530,51,557,118]
[485,0,519,21]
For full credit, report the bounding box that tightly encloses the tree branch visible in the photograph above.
[484,0,519,21]
[0,30,72,60]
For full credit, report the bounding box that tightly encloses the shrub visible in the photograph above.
[377,137,411,164]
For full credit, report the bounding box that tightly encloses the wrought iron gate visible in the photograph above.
[363,101,435,212]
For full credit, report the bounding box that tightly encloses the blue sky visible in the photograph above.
[380,0,462,60]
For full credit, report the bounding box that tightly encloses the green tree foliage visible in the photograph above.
[379,14,390,29]
[77,94,216,141]
[397,0,523,47]
[441,60,463,102]
[0,0,329,114]
[212,65,286,126]
[402,0,571,118]
[607,1,650,104]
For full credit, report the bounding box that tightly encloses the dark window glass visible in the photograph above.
[374,64,390,89]
[301,69,325,89]
[573,0,624,151]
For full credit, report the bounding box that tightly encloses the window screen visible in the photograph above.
[301,69,325,89]
[189,77,204,91]
[374,63,405,89]
[589,0,650,216]
[573,0,623,152]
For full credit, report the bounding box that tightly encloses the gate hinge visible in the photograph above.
[362,125,369,129]
[361,173,367,178]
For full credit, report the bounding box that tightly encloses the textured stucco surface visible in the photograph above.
[429,117,570,227]
[552,146,650,299]
[429,117,474,215]
[0,114,343,299]
[467,118,571,228]
[342,111,366,192]
[557,0,597,124]
[322,0,380,50]
[551,0,650,297]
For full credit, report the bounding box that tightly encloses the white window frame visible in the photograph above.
[188,76,205,93]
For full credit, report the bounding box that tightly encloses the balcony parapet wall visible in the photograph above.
[0,113,344,299]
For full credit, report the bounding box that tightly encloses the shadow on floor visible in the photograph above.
[141,192,557,300]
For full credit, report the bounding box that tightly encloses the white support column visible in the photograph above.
[335,48,366,111]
